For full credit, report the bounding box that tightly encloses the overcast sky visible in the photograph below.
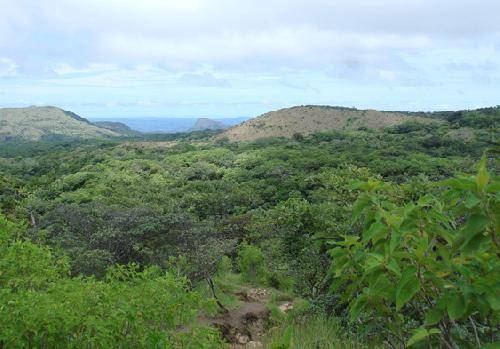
[0,0,499,118]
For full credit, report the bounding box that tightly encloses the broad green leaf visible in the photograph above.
[407,327,441,347]
[396,266,420,310]
[329,247,347,259]
[406,327,428,347]
[436,229,454,246]
[335,235,360,247]
[463,214,489,236]
[415,235,429,259]
[389,229,402,253]
[487,181,500,193]
[362,221,385,243]
[402,202,417,219]
[447,292,466,320]
[476,295,492,317]
[485,291,500,311]
[425,308,444,325]
[455,214,489,252]
[462,233,488,254]
[464,192,481,209]
[349,294,368,322]
[370,274,392,300]
[365,253,384,266]
[352,194,372,222]
[476,153,490,192]
[386,258,401,276]
[417,194,434,207]
[441,177,476,191]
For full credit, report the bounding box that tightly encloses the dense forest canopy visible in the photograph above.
[0,107,498,348]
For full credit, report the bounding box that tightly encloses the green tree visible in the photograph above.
[237,242,267,283]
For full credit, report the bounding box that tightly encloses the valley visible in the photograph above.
[0,105,498,348]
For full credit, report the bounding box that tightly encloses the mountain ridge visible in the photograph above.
[91,121,140,136]
[218,105,439,141]
[0,106,122,141]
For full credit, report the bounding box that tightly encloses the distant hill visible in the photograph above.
[189,118,227,131]
[0,106,125,141]
[92,121,141,136]
[89,117,249,133]
[218,105,438,141]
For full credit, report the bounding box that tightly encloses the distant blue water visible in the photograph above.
[89,117,250,133]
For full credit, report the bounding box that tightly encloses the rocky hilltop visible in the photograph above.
[219,105,437,141]
[189,118,227,131]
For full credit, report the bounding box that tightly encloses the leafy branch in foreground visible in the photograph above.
[329,154,499,348]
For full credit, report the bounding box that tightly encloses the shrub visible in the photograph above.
[0,216,224,348]
[217,255,233,275]
[237,242,267,283]
[329,154,499,348]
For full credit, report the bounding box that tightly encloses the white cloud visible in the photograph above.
[0,57,17,77]
[3,0,498,72]
[52,63,119,76]
[379,70,397,81]
[0,0,499,114]
[180,72,231,87]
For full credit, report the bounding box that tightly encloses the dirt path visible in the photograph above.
[199,288,274,348]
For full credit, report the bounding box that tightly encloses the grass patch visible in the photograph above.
[263,316,375,349]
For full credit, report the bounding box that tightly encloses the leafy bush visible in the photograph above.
[217,255,233,275]
[329,155,499,347]
[0,215,70,290]
[0,216,224,348]
[237,242,267,283]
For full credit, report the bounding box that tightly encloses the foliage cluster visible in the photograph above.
[330,155,499,347]
[0,108,497,347]
[0,215,223,348]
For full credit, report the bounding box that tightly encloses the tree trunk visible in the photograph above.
[206,277,228,313]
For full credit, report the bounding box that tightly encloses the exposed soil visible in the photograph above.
[199,288,275,348]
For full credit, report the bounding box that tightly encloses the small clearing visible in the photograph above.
[200,288,292,348]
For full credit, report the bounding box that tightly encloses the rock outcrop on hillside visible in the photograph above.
[190,118,227,131]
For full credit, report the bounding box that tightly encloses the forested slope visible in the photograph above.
[0,107,498,348]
